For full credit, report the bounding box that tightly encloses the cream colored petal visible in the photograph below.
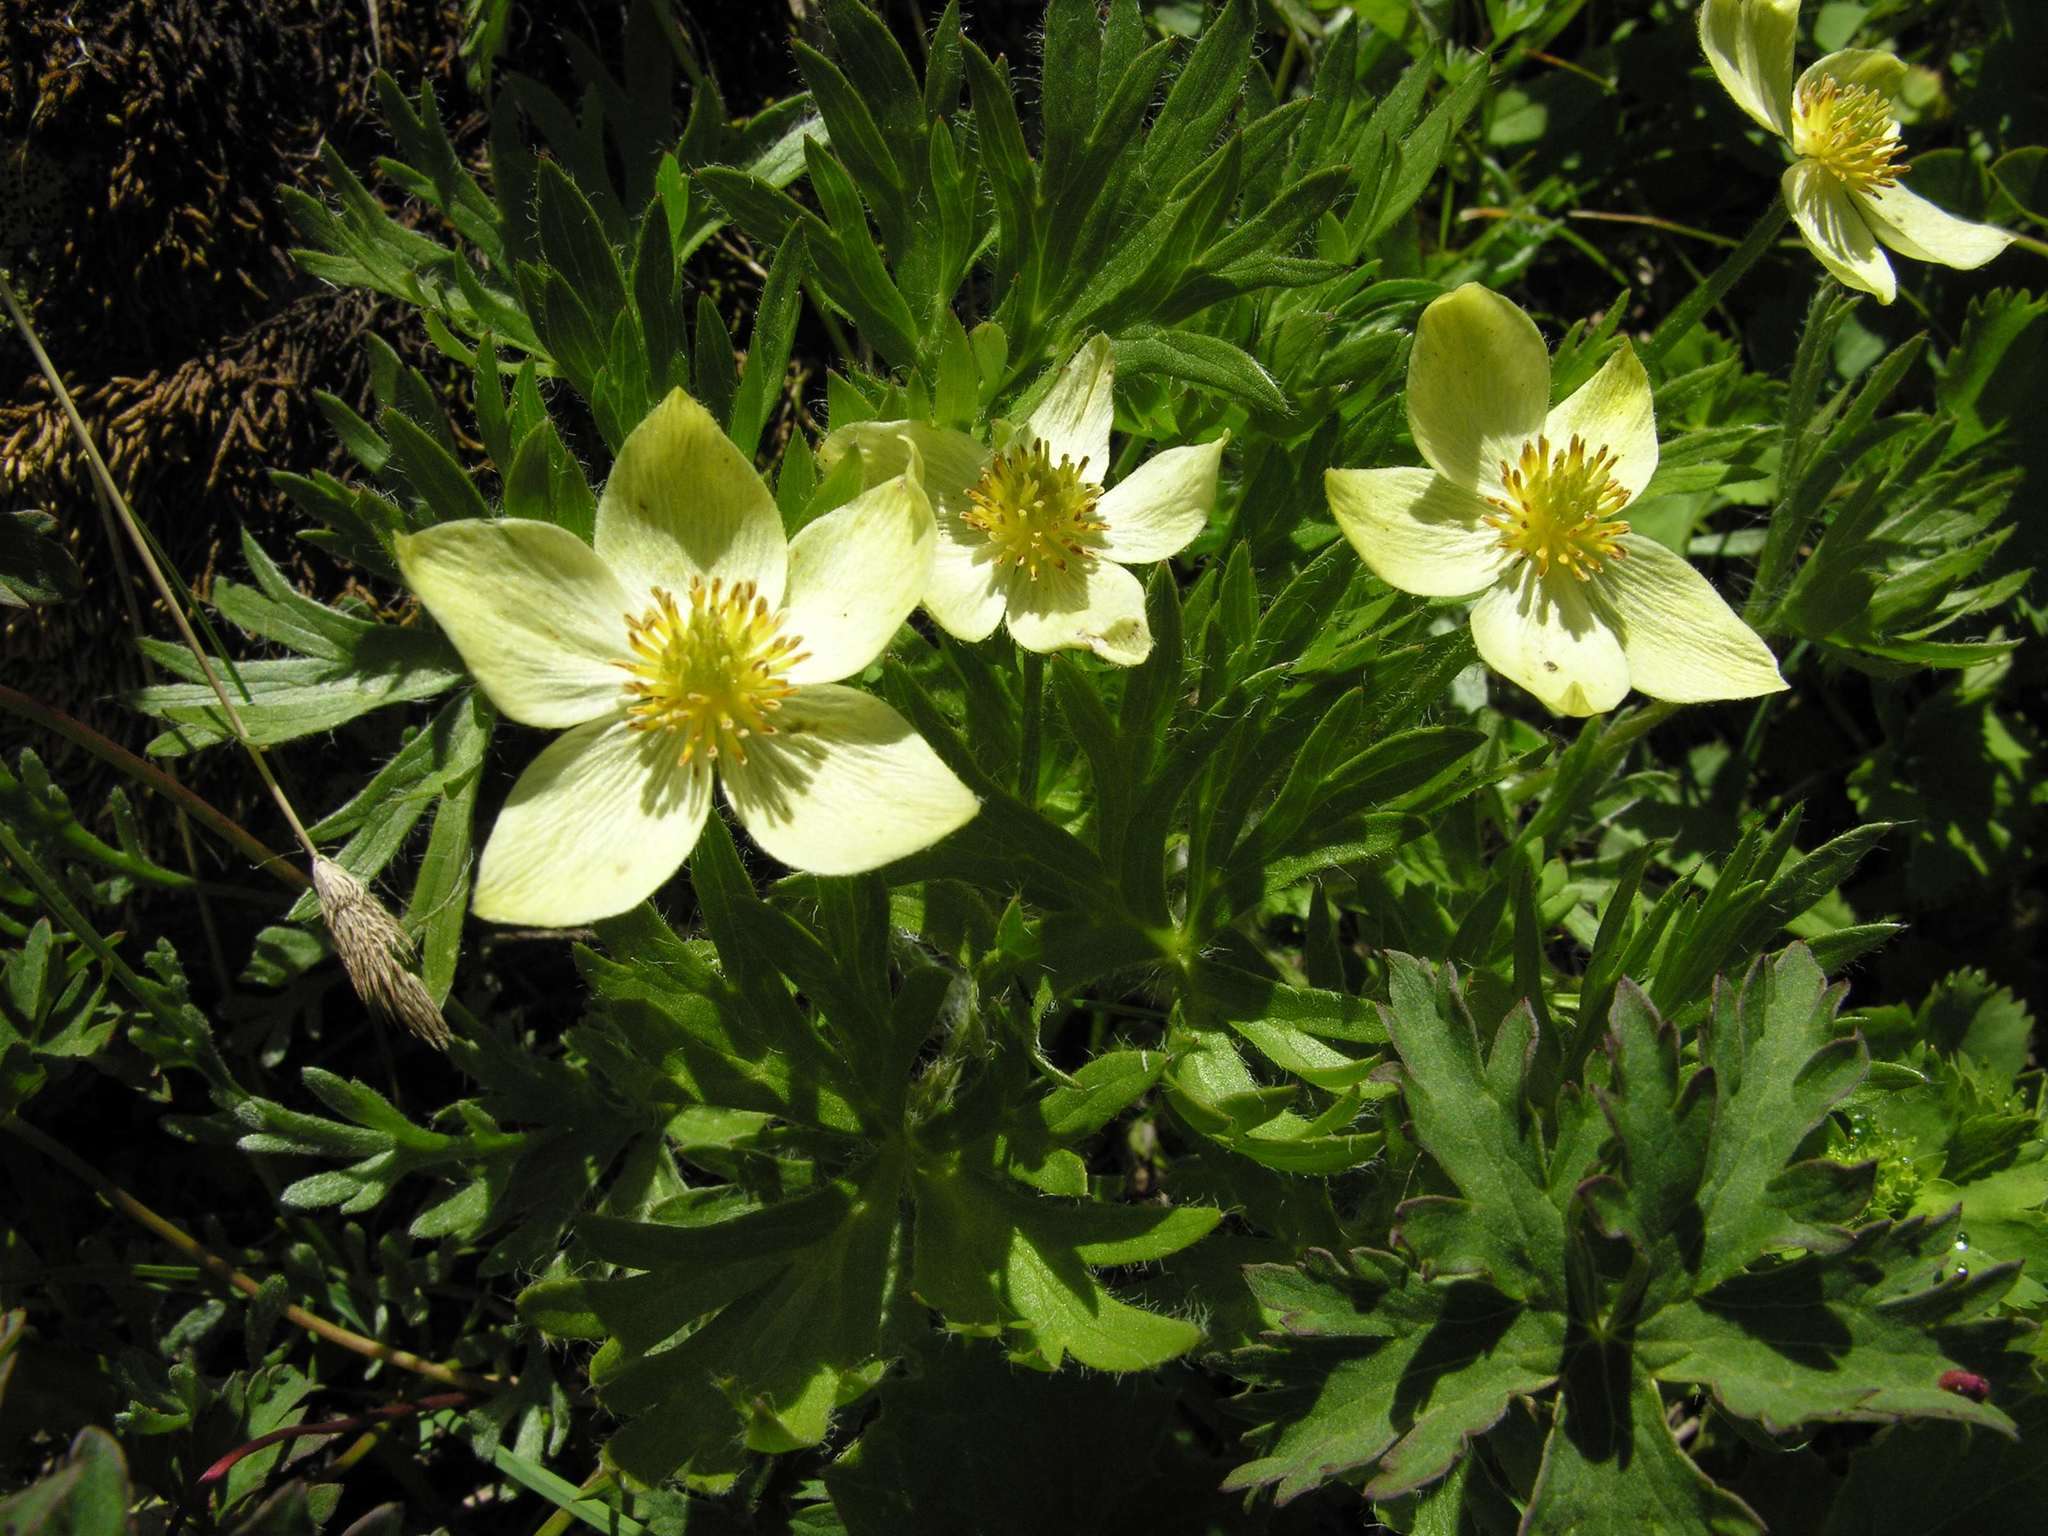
[817,419,990,512]
[1004,557,1152,666]
[1784,161,1897,304]
[397,519,629,729]
[1795,48,1908,107]
[780,473,936,684]
[1594,535,1788,704]
[1543,341,1659,503]
[472,717,711,926]
[1853,181,2016,270]
[1468,567,1630,718]
[1093,437,1225,562]
[1025,333,1116,477]
[721,684,978,875]
[923,506,1010,642]
[1697,0,1799,138]
[1407,283,1551,498]
[594,389,788,609]
[1325,467,1507,597]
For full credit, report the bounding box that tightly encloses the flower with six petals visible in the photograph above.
[1325,284,1787,717]
[821,335,1225,666]
[1699,0,2013,304]
[396,389,979,927]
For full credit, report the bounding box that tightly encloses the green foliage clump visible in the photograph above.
[3,1,2045,1533]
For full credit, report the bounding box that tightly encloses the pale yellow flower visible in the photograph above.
[396,389,978,927]
[1699,0,2013,304]
[820,335,1225,666]
[1326,284,1787,717]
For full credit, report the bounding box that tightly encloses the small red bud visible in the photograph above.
[1937,1369,1991,1403]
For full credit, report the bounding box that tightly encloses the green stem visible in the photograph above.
[1512,700,1678,859]
[1641,199,1792,367]
[1747,490,1812,637]
[1016,648,1045,807]
[1590,698,1680,763]
[529,1472,617,1536]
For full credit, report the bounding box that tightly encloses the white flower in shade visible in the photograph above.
[1325,284,1788,718]
[395,389,978,927]
[819,335,1225,666]
[1699,0,2014,304]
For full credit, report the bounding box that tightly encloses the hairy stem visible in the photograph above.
[1017,647,1045,807]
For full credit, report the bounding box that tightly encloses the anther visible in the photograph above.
[962,436,1109,576]
[1795,77,1908,192]
[616,575,806,767]
[1482,434,1633,579]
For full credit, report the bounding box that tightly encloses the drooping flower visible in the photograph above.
[1325,283,1786,718]
[820,335,1225,666]
[396,389,978,927]
[1699,0,2013,303]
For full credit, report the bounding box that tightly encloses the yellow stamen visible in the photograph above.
[615,577,807,767]
[1482,434,1631,582]
[1792,76,1908,193]
[961,437,1108,581]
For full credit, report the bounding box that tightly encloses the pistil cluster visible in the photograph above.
[1793,76,1908,192]
[617,577,807,766]
[961,437,1108,579]
[1482,433,1632,581]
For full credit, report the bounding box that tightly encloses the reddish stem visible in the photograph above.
[198,1393,469,1486]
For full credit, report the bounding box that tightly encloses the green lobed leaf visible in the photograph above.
[1693,946,1871,1288]
[1639,1208,2027,1438]
[1521,1371,1763,1535]
[1382,956,1565,1302]
[911,1153,1215,1370]
[1224,1253,1563,1504]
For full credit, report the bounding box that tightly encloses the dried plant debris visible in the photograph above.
[0,1,475,781]
[310,856,450,1048]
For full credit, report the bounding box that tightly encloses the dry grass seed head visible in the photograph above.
[311,856,450,1049]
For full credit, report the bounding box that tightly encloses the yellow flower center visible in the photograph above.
[1792,77,1907,193]
[1483,434,1632,582]
[961,438,1108,580]
[616,578,807,767]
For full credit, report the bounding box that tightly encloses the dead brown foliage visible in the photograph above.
[0,0,475,786]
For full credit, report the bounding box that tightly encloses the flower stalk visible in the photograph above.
[0,267,320,867]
